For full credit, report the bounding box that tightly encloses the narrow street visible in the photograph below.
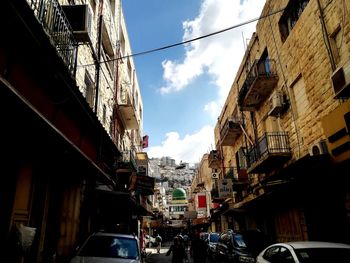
[145,242,192,263]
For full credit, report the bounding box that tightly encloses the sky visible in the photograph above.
[121,0,266,165]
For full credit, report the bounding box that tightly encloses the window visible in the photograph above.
[102,42,114,75]
[279,0,309,42]
[280,247,294,263]
[236,147,247,170]
[127,58,132,83]
[79,236,139,259]
[84,70,95,108]
[263,246,281,261]
[102,104,106,124]
[329,25,343,65]
[290,75,309,118]
[119,31,126,57]
[295,248,350,262]
[233,234,247,248]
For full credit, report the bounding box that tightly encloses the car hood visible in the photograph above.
[70,256,140,263]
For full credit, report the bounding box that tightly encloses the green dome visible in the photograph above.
[172,188,187,199]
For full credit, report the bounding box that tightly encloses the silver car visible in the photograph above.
[70,232,141,263]
[256,241,350,263]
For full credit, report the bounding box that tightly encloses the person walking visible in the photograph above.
[190,230,208,263]
[166,236,188,263]
[155,234,162,253]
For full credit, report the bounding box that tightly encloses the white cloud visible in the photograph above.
[204,101,220,118]
[151,0,266,164]
[146,125,215,165]
[160,0,265,103]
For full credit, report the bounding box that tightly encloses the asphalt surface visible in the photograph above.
[145,242,191,263]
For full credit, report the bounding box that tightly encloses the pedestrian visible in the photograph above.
[190,230,208,263]
[155,234,162,253]
[183,234,189,251]
[139,230,146,262]
[166,236,188,263]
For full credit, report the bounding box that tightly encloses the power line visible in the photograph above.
[79,7,285,68]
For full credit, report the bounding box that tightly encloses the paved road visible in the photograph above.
[145,242,192,263]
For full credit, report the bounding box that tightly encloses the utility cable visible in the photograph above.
[78,7,285,68]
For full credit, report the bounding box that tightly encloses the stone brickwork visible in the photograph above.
[217,0,350,167]
[213,0,350,240]
[67,0,143,151]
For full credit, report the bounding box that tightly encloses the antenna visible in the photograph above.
[242,32,246,51]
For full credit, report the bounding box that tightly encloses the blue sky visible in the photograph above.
[122,0,265,165]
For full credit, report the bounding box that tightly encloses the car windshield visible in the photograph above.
[233,234,247,248]
[295,248,350,263]
[209,233,220,243]
[78,235,139,259]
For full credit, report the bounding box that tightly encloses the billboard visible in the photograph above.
[218,179,233,199]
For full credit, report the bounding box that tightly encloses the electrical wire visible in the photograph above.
[266,1,302,159]
[78,7,286,68]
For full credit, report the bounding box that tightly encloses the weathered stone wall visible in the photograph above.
[216,0,350,165]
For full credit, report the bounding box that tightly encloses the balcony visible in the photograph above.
[118,85,138,129]
[210,186,221,202]
[116,150,137,173]
[224,167,235,179]
[220,118,242,146]
[27,0,77,75]
[247,132,291,174]
[234,169,249,191]
[224,167,248,191]
[238,59,278,111]
[208,150,221,168]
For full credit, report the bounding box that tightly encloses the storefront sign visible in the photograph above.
[218,179,233,198]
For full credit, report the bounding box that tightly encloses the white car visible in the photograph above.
[70,231,141,263]
[256,241,350,263]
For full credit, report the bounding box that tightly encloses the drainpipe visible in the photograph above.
[316,0,336,71]
[94,0,104,114]
[94,13,103,114]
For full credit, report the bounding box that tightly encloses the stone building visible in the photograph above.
[0,0,149,262]
[210,0,350,243]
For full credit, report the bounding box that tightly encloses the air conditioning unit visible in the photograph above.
[268,90,284,116]
[331,60,350,99]
[62,5,92,43]
[309,140,329,156]
[211,172,219,180]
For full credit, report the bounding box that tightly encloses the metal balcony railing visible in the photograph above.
[208,150,221,168]
[220,118,242,146]
[246,132,291,173]
[26,0,78,75]
[238,59,278,111]
[118,150,137,170]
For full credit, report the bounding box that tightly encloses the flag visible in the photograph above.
[142,135,149,148]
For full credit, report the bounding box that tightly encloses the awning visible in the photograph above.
[1,77,116,187]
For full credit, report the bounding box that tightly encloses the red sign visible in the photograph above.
[142,135,149,148]
[198,194,207,208]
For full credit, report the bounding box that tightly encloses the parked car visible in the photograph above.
[205,232,220,263]
[145,234,156,247]
[215,229,268,263]
[256,241,350,263]
[70,231,141,263]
